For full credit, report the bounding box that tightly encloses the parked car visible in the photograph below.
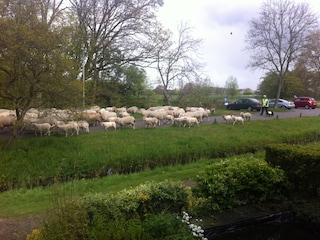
[226,98,261,111]
[269,99,295,109]
[294,97,317,109]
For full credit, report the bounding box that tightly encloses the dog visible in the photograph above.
[266,110,274,117]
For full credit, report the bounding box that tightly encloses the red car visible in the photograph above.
[294,97,317,109]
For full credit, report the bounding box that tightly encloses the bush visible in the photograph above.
[266,143,320,197]
[193,157,289,211]
[35,180,193,239]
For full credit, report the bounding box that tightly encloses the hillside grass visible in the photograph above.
[0,116,320,218]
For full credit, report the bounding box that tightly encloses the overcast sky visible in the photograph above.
[153,0,320,91]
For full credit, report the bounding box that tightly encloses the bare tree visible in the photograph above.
[150,23,204,105]
[245,0,318,107]
[69,0,163,105]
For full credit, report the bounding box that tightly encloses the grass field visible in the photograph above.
[0,116,320,218]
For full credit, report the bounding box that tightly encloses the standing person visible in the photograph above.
[260,95,269,116]
[224,97,229,106]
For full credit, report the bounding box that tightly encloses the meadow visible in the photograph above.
[0,116,320,218]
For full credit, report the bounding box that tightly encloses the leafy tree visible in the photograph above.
[96,65,149,107]
[295,30,320,97]
[224,76,239,98]
[149,23,204,105]
[245,0,318,108]
[258,71,304,99]
[0,0,80,144]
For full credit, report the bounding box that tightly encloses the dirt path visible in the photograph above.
[0,215,43,240]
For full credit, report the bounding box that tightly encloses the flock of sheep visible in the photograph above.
[0,105,251,137]
[222,112,252,125]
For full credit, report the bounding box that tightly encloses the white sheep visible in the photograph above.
[100,110,117,121]
[0,114,16,131]
[232,116,244,125]
[56,122,79,137]
[115,116,136,129]
[142,117,159,128]
[222,115,233,123]
[119,111,130,118]
[101,121,117,131]
[77,120,90,133]
[183,117,199,128]
[32,122,52,136]
[240,112,252,121]
[165,114,174,125]
[173,117,187,127]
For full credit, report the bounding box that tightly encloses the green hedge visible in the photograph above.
[265,143,320,197]
[193,157,289,211]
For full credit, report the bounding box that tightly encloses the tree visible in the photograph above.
[224,76,239,98]
[0,0,80,144]
[295,30,320,97]
[258,71,303,99]
[245,0,318,108]
[149,23,204,105]
[69,0,163,105]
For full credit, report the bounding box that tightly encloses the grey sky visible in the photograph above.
[153,0,320,90]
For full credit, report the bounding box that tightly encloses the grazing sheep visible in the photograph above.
[142,117,159,128]
[101,121,117,131]
[81,110,102,126]
[115,116,136,129]
[232,116,244,125]
[0,114,16,131]
[180,111,203,123]
[222,115,233,123]
[127,106,138,114]
[56,122,79,137]
[32,122,52,136]
[77,120,90,133]
[119,111,130,118]
[183,117,199,128]
[165,114,174,125]
[100,110,117,121]
[173,117,187,127]
[240,112,252,121]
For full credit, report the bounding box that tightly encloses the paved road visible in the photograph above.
[1,108,319,139]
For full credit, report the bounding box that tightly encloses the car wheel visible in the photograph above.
[280,105,286,109]
[248,106,252,111]
[304,105,310,109]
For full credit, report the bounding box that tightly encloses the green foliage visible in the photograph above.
[194,156,289,211]
[35,181,192,240]
[39,198,88,240]
[265,143,320,197]
[258,71,304,99]
[84,180,191,221]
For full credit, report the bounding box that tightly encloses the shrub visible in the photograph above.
[193,157,289,211]
[36,180,193,239]
[266,143,320,197]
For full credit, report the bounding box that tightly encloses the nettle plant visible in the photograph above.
[194,156,290,211]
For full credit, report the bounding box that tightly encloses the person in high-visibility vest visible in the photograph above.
[260,95,269,116]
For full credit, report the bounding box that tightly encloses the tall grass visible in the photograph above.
[1,117,320,192]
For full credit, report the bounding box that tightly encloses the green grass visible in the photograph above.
[0,152,266,218]
[0,117,320,218]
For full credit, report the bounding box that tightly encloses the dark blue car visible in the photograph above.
[226,98,261,111]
